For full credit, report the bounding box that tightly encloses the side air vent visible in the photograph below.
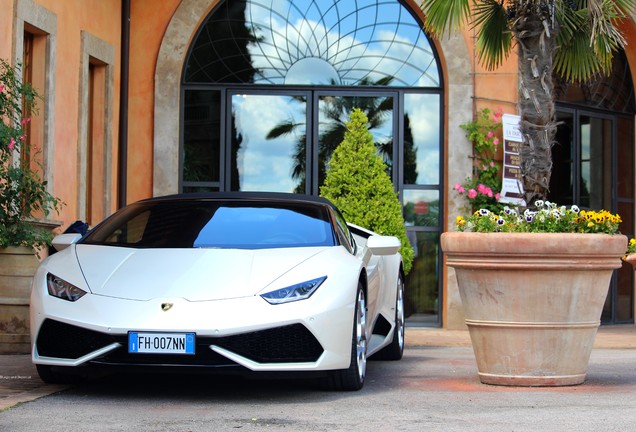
[214,324,323,363]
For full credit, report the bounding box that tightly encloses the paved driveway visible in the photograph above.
[1,345,636,431]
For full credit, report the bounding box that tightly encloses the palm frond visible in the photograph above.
[554,22,604,82]
[420,0,471,37]
[555,0,634,81]
[555,1,583,42]
[265,120,300,139]
[473,0,513,70]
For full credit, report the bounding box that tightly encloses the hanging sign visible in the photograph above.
[499,114,526,206]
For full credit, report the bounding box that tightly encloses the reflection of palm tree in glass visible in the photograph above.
[403,113,417,185]
[267,77,414,193]
[230,114,242,191]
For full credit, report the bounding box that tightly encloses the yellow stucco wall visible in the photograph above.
[127,0,181,204]
[0,0,122,230]
[0,2,12,60]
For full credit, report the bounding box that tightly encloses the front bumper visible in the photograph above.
[31,288,356,373]
[35,319,323,367]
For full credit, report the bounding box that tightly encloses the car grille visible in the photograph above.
[36,319,324,366]
[213,324,324,363]
[36,319,115,359]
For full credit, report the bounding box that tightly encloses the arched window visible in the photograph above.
[185,0,439,87]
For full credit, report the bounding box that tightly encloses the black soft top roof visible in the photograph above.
[140,192,337,209]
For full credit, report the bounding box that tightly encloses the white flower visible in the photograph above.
[504,206,518,217]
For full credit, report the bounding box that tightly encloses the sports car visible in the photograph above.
[31,192,405,390]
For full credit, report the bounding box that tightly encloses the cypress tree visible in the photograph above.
[320,108,414,273]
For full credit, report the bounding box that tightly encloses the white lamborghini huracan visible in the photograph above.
[31,192,405,390]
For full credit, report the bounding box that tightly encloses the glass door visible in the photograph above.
[551,108,634,323]
[551,111,612,209]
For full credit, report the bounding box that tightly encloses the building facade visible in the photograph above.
[2,0,635,328]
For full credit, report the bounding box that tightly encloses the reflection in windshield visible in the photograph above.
[81,200,336,250]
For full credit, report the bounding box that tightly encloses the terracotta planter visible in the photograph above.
[441,232,627,386]
[0,246,39,354]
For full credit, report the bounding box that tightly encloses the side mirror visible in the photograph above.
[366,235,401,256]
[51,233,83,252]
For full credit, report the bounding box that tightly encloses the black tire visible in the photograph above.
[36,364,84,384]
[324,283,367,391]
[373,272,405,361]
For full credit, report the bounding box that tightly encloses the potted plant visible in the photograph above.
[443,204,627,386]
[624,239,636,268]
[0,58,62,353]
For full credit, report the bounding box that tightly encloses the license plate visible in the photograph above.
[128,332,195,355]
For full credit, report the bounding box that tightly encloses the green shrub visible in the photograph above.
[320,108,414,274]
[0,59,62,250]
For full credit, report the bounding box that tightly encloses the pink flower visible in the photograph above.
[454,183,465,193]
[19,135,25,141]
[493,138,499,146]
[495,193,501,201]
[0,84,4,93]
[8,137,16,151]
[468,189,477,199]
[20,117,31,126]
[490,161,495,168]
[487,131,494,138]
[487,190,493,198]
[477,184,487,194]
[493,108,503,120]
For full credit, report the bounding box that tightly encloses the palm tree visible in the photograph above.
[421,0,636,205]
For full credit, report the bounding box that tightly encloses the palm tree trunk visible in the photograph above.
[514,3,559,206]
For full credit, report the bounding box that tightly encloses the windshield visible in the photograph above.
[81,199,337,249]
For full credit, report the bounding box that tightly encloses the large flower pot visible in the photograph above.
[0,246,39,354]
[441,232,627,386]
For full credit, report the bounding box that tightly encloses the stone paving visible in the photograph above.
[1,325,634,411]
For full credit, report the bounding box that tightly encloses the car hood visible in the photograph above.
[74,244,326,301]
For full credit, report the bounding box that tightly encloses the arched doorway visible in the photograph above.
[552,51,635,324]
[180,0,444,325]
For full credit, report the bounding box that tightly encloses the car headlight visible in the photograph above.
[46,273,87,302]
[260,276,327,305]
